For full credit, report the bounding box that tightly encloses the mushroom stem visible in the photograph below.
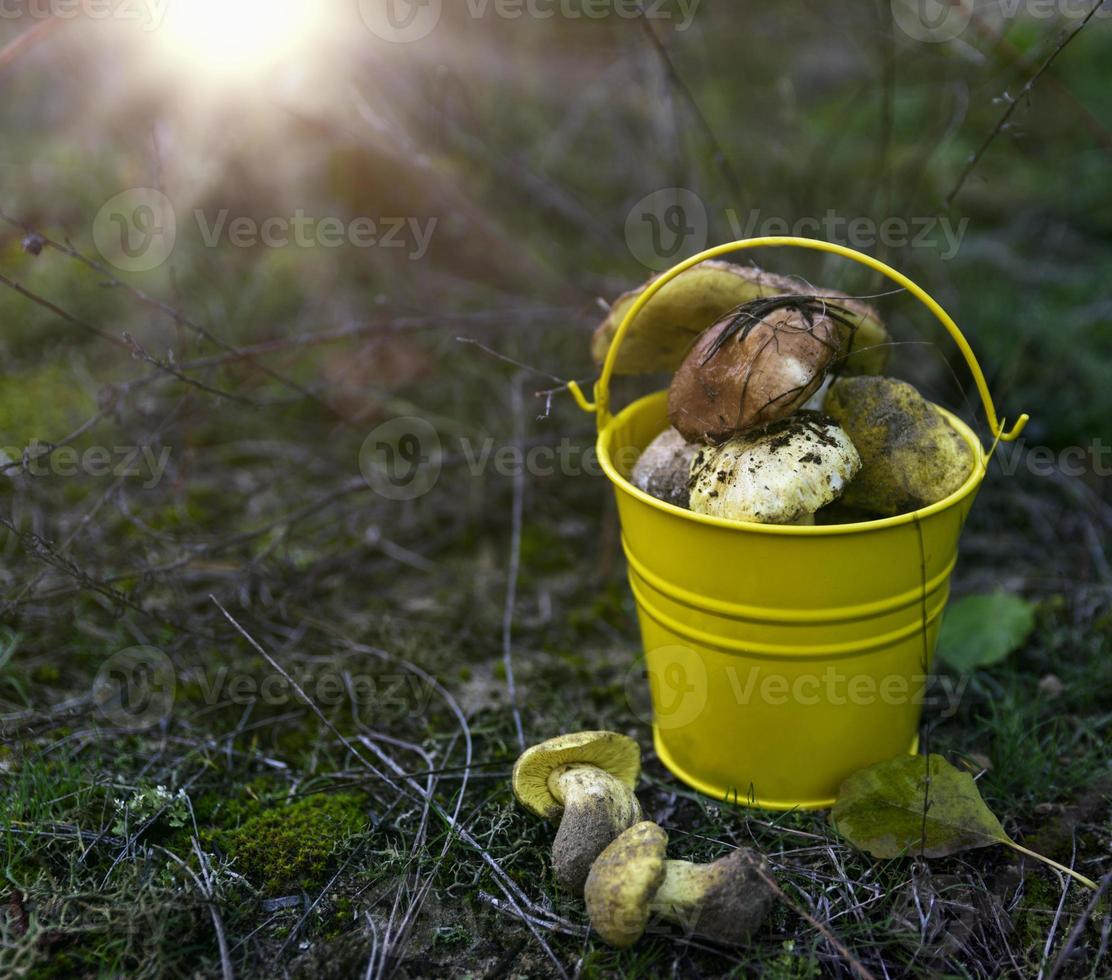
[649,859,710,925]
[648,852,773,945]
[549,765,642,894]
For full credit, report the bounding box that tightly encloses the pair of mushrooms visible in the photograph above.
[512,731,773,947]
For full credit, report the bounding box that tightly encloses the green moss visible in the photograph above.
[208,792,367,893]
[519,524,572,573]
[32,664,61,684]
[1012,875,1059,957]
[567,580,632,633]
[0,362,97,447]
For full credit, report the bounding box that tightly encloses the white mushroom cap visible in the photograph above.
[688,411,860,525]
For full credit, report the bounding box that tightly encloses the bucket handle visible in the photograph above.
[569,236,1029,448]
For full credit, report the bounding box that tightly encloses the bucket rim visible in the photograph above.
[598,389,987,537]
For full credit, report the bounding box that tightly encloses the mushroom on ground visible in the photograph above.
[630,427,697,508]
[823,376,975,516]
[511,732,642,895]
[668,295,867,442]
[591,261,889,376]
[584,821,775,948]
[687,411,860,525]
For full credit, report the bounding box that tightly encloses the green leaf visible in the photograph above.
[832,754,1097,890]
[936,591,1036,671]
[832,754,1006,858]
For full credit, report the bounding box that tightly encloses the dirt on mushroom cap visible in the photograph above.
[823,375,975,516]
[583,821,668,948]
[687,411,860,524]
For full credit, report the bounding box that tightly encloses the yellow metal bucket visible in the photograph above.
[570,237,1029,810]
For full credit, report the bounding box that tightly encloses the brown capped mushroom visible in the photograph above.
[511,731,642,895]
[687,411,860,525]
[823,376,975,515]
[630,427,697,508]
[592,261,889,376]
[668,295,856,442]
[584,821,775,948]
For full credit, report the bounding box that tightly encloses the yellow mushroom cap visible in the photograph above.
[511,731,641,821]
[583,821,668,948]
[590,260,889,377]
[823,375,975,516]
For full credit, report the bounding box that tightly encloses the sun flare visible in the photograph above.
[159,0,321,78]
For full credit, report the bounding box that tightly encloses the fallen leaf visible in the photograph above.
[936,591,1035,671]
[832,754,1097,890]
[832,754,1006,858]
